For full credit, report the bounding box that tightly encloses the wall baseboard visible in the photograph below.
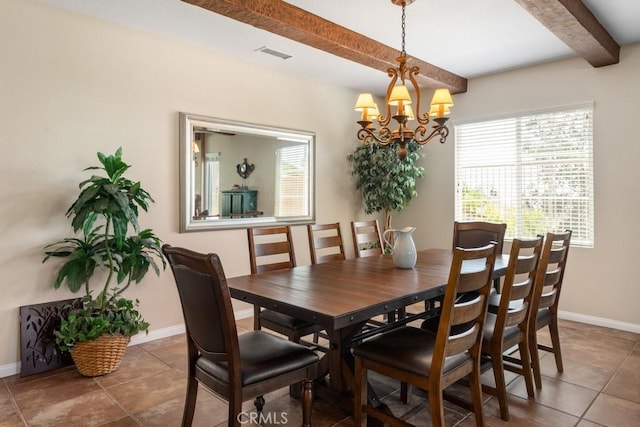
[2,309,636,378]
[0,363,19,379]
[558,310,640,334]
[129,324,185,346]
[0,326,190,379]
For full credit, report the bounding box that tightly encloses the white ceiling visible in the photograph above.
[40,0,640,95]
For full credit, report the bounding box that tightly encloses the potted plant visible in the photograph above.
[347,141,425,241]
[43,148,164,376]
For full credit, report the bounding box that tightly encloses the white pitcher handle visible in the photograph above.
[382,229,394,252]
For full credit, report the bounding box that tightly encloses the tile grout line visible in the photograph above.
[4,323,636,427]
[539,325,640,426]
[136,339,189,377]
[571,338,637,427]
[91,343,183,426]
[93,376,145,426]
[2,378,29,427]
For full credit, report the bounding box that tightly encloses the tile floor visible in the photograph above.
[1,318,638,426]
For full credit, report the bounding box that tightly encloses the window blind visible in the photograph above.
[454,105,594,247]
[275,145,309,217]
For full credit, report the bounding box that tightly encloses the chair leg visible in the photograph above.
[301,379,313,427]
[289,332,303,398]
[400,382,411,404]
[353,357,367,427]
[428,387,446,427]
[468,362,486,427]
[529,329,543,389]
[253,305,261,330]
[181,375,198,427]
[491,349,510,421]
[229,396,243,427]
[549,318,564,373]
[518,340,535,398]
[253,395,265,412]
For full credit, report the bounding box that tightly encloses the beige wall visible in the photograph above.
[0,1,364,371]
[2,1,639,374]
[399,43,640,327]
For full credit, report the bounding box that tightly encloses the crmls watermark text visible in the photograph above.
[237,411,289,425]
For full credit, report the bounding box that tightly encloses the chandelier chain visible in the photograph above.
[401,5,406,56]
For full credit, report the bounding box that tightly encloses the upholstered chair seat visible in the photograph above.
[196,331,320,386]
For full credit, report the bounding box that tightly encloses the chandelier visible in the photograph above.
[354,0,454,159]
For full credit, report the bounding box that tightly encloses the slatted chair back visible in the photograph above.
[532,231,572,315]
[248,225,296,274]
[435,244,498,376]
[307,223,346,264]
[481,236,543,420]
[351,220,384,258]
[529,230,572,389]
[494,237,544,339]
[453,221,507,254]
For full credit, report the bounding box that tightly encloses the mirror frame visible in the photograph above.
[179,112,316,232]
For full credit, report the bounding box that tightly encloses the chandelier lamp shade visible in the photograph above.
[355,0,454,159]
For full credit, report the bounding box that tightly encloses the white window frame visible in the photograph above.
[454,103,594,247]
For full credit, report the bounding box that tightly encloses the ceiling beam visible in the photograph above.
[182,0,468,94]
[515,0,619,67]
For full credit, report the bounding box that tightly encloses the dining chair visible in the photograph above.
[351,219,401,324]
[309,222,387,336]
[162,245,319,427]
[352,243,498,427]
[247,226,323,344]
[351,220,384,258]
[306,223,344,342]
[420,220,506,328]
[529,230,572,389]
[307,223,345,264]
[481,236,543,421]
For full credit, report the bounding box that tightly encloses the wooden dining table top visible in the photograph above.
[227,248,509,331]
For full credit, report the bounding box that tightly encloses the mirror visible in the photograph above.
[179,113,316,232]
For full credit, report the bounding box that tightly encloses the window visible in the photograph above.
[275,144,309,217]
[202,152,220,216]
[454,104,594,247]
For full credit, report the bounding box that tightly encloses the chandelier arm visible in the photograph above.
[378,67,400,126]
[357,126,394,146]
[412,125,450,145]
[408,66,429,125]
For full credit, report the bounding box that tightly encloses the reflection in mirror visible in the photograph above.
[179,113,316,232]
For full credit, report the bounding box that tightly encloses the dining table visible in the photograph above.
[226,248,508,413]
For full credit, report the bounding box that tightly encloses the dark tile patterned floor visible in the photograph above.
[1,318,638,426]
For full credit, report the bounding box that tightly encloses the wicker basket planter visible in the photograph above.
[70,334,131,377]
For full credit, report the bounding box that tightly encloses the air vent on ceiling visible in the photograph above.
[255,46,292,60]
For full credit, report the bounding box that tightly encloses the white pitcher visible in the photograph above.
[383,226,417,269]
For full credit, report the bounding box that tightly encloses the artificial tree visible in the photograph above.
[347,141,424,234]
[43,148,164,375]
